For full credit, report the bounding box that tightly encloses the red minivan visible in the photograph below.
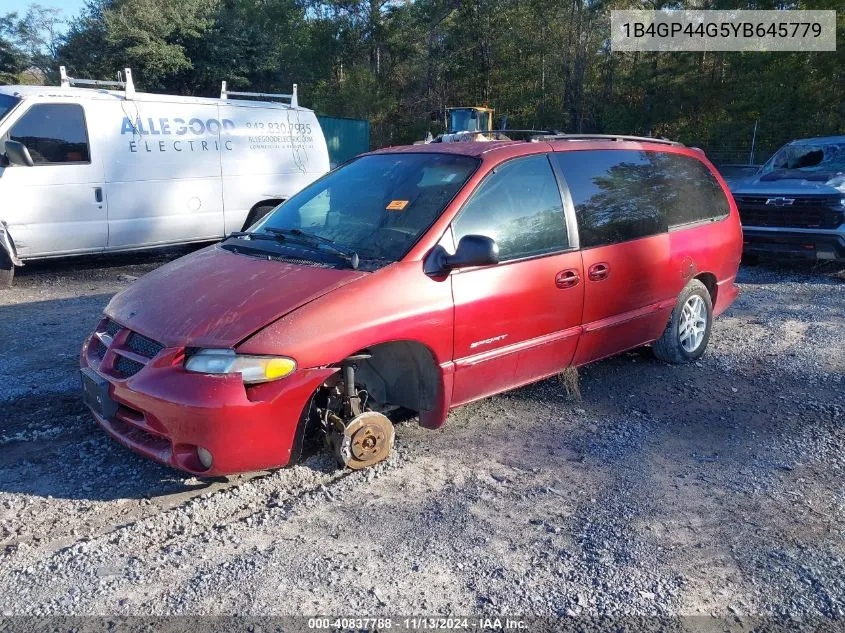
[80,136,742,474]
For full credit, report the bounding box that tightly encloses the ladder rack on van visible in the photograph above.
[538,133,683,146]
[220,81,298,108]
[59,66,135,99]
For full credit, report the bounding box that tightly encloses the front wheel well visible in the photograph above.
[289,340,442,465]
[350,341,441,414]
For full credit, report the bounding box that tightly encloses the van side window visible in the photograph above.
[661,154,731,227]
[553,150,669,248]
[453,154,568,261]
[8,104,90,165]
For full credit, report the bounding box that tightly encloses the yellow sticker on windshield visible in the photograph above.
[386,200,409,211]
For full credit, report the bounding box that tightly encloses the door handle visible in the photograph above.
[94,187,103,203]
[588,262,610,281]
[555,269,581,289]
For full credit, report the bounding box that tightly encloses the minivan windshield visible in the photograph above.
[760,140,845,181]
[0,94,20,124]
[252,152,478,263]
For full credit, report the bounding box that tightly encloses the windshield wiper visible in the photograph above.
[263,227,360,269]
[226,229,361,269]
[227,231,278,241]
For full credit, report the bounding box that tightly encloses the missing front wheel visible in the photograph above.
[326,410,395,470]
[317,353,395,470]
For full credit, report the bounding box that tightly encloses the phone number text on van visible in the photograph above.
[246,121,313,135]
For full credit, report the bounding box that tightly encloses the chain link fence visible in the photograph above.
[700,145,775,166]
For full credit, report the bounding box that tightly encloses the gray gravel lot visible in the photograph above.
[0,251,842,623]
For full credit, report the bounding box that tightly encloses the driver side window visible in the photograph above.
[7,103,90,165]
[453,154,569,261]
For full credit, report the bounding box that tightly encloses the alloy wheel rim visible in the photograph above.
[679,295,707,353]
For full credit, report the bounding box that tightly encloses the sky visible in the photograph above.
[3,0,87,24]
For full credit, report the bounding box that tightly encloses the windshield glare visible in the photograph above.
[0,94,20,124]
[253,153,478,262]
[762,141,845,174]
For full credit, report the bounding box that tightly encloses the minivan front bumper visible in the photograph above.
[80,330,336,476]
[742,227,845,261]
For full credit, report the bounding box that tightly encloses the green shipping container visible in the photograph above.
[317,116,370,167]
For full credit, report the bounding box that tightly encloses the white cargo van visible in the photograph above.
[0,68,330,287]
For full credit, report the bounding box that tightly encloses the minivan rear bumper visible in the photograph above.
[714,277,740,317]
[742,228,845,261]
[80,337,336,476]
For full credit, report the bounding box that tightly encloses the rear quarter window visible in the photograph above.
[661,154,731,228]
[554,150,730,248]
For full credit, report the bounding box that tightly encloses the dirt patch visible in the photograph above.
[0,253,843,620]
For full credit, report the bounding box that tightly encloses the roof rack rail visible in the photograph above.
[220,81,298,108]
[59,65,135,99]
[538,133,683,146]
[427,129,559,143]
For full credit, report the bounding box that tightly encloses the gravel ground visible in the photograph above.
[0,251,842,624]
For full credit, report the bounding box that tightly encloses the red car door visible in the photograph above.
[448,154,584,405]
[576,235,673,363]
[552,148,675,365]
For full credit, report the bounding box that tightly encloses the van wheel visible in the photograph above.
[652,279,713,364]
[0,252,13,289]
[242,203,280,230]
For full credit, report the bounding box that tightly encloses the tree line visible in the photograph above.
[2,0,843,162]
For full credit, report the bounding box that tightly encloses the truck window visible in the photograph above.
[8,104,90,165]
[453,154,568,261]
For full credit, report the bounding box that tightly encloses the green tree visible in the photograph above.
[0,14,28,84]
[48,0,844,156]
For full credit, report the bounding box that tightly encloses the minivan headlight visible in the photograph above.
[184,349,296,384]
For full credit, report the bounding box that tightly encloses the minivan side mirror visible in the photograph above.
[425,234,500,276]
[4,140,34,167]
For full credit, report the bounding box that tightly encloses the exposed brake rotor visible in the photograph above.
[329,411,394,470]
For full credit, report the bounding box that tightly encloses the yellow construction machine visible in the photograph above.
[445,106,495,135]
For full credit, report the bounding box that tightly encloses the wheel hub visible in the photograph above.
[332,411,394,470]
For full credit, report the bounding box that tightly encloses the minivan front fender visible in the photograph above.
[0,222,22,266]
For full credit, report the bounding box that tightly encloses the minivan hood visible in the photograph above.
[105,245,367,348]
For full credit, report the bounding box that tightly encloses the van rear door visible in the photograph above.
[219,104,330,234]
[552,149,676,364]
[97,99,225,249]
[1,101,107,257]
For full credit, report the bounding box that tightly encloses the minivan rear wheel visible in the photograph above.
[652,279,713,364]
